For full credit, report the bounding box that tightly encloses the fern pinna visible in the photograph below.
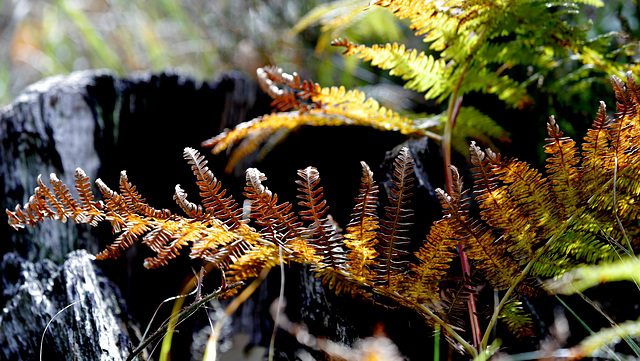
[6,73,640,357]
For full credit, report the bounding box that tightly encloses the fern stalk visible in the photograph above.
[444,71,482,348]
[480,213,575,351]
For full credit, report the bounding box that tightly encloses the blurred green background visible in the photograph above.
[0,0,638,113]
[0,0,327,106]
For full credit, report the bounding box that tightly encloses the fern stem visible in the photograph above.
[204,267,271,361]
[481,254,535,351]
[445,81,482,349]
[127,283,241,361]
[481,214,576,351]
[433,324,441,361]
[413,298,478,358]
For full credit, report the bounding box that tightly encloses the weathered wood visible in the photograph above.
[0,250,136,361]
[1,69,444,360]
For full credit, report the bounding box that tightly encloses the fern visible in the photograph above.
[7,71,640,356]
[6,2,640,357]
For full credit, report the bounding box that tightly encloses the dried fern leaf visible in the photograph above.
[182,147,244,228]
[405,217,458,303]
[119,171,171,219]
[344,161,380,282]
[296,166,346,269]
[243,168,319,266]
[437,166,520,289]
[74,168,104,226]
[376,147,414,289]
[470,143,536,262]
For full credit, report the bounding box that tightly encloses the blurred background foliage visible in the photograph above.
[0,0,638,152]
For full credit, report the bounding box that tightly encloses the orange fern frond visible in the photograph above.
[470,143,536,262]
[344,161,380,282]
[405,217,458,303]
[543,116,582,218]
[182,147,245,228]
[376,147,415,289]
[296,166,345,269]
[438,166,520,289]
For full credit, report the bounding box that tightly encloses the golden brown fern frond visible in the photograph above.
[296,166,345,269]
[343,161,380,282]
[375,147,415,289]
[437,166,520,289]
[581,101,611,198]
[202,67,430,173]
[544,116,582,219]
[182,147,245,228]
[470,143,536,262]
[404,217,458,303]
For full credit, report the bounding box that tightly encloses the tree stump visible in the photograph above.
[1,69,445,360]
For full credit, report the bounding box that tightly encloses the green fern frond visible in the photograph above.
[567,318,640,359]
[332,38,453,101]
[498,297,535,339]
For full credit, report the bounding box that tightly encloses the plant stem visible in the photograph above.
[126,283,241,361]
[481,214,576,351]
[444,77,481,348]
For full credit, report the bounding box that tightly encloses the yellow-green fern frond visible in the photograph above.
[405,217,458,303]
[498,297,535,339]
[332,38,453,101]
[203,67,433,173]
[545,257,640,295]
[289,0,403,54]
